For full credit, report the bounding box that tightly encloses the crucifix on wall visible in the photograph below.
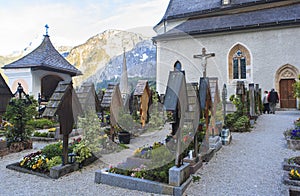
[193,48,215,78]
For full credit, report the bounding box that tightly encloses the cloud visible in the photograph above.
[0,0,169,55]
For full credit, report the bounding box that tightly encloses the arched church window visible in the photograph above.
[228,44,251,81]
[174,61,182,71]
[233,50,246,79]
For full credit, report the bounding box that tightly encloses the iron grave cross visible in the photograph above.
[193,48,215,77]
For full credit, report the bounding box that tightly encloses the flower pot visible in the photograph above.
[118,131,130,144]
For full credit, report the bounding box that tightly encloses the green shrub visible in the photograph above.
[33,131,48,137]
[4,96,38,144]
[73,142,92,163]
[233,115,250,132]
[28,118,54,129]
[42,142,62,159]
[46,156,62,170]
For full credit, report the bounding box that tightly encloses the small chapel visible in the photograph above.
[153,0,300,109]
[2,26,82,101]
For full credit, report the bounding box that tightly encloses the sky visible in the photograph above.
[0,0,169,55]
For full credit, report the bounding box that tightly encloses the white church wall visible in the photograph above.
[156,27,300,98]
[4,68,32,95]
[32,70,72,99]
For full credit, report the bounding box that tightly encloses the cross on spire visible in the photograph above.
[45,24,49,36]
[193,47,215,77]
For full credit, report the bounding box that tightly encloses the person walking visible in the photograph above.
[268,88,279,114]
[262,91,270,114]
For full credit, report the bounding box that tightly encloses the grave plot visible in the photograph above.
[2,83,36,154]
[224,81,263,132]
[95,52,227,195]
[100,83,128,143]
[95,63,205,195]
[6,81,97,179]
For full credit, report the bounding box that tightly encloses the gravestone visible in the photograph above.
[222,84,227,122]
[133,80,151,127]
[164,70,188,167]
[182,82,203,173]
[43,81,83,165]
[207,77,222,152]
[249,83,255,118]
[221,84,232,145]
[198,77,214,161]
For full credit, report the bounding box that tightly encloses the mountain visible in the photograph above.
[66,29,154,87]
[0,29,157,89]
[84,39,156,85]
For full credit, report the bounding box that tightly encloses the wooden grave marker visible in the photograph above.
[43,81,83,165]
[133,80,151,128]
[100,83,123,141]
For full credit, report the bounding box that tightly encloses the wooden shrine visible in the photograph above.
[0,74,13,123]
[100,83,123,141]
[43,81,83,165]
[133,80,151,127]
[76,82,100,114]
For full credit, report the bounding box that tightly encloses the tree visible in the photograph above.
[4,96,38,145]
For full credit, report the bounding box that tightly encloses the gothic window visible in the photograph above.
[228,44,251,81]
[174,61,182,71]
[232,50,246,79]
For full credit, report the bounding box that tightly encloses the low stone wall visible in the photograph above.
[283,158,300,171]
[287,138,300,150]
[95,168,192,196]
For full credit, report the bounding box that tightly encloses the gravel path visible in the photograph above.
[184,110,300,196]
[0,111,298,196]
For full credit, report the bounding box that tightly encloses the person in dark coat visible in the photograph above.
[268,89,279,114]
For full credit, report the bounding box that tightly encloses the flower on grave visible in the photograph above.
[19,151,48,172]
[290,169,300,180]
[133,142,164,159]
[48,127,56,132]
[291,129,300,140]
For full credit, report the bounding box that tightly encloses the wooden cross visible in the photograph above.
[193,48,215,77]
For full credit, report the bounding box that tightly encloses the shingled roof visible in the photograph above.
[2,35,82,76]
[76,82,100,112]
[154,0,300,38]
[134,80,149,96]
[43,81,82,118]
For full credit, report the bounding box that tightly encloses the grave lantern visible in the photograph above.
[68,152,76,164]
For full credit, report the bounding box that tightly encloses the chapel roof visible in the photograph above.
[2,35,82,76]
[154,2,300,39]
[160,0,296,21]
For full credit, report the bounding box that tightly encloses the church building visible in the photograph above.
[2,27,82,101]
[153,0,300,108]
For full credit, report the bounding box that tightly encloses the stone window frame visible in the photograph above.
[228,43,251,83]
